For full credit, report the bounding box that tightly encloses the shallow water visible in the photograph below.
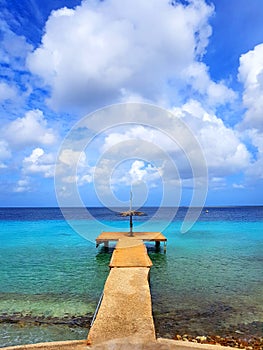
[0,323,87,346]
[0,207,262,346]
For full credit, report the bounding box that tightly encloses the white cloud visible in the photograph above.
[57,148,94,186]
[129,160,161,184]
[0,140,11,159]
[14,178,30,193]
[172,100,251,177]
[24,147,45,163]
[0,19,32,70]
[0,140,11,169]
[99,124,194,187]
[244,129,263,182]
[64,100,247,197]
[237,43,263,186]
[103,101,261,192]
[248,129,263,154]
[88,158,161,207]
[116,160,161,186]
[100,101,250,183]
[62,175,79,183]
[63,171,93,186]
[4,110,56,149]
[238,43,263,131]
[54,101,254,205]
[0,20,33,109]
[59,149,86,167]
[22,147,55,178]
[0,82,17,102]
[233,183,245,189]
[79,174,93,184]
[52,7,75,17]
[183,62,236,106]
[26,0,235,110]
[102,125,175,155]
[210,177,226,190]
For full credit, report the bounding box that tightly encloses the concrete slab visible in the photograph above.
[109,239,152,268]
[87,267,155,345]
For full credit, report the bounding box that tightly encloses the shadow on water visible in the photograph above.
[96,246,115,257]
[148,251,167,267]
[94,249,112,276]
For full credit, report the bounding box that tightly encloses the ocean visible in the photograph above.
[0,207,262,347]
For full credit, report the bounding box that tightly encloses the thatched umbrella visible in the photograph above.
[119,191,146,236]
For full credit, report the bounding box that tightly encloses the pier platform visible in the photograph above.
[96,231,167,252]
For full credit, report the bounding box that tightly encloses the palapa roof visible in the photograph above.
[119,210,146,217]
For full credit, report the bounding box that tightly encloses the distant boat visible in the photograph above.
[205,209,209,213]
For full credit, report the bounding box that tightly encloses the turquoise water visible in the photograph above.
[0,207,262,346]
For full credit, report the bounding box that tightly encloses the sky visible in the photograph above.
[0,0,263,207]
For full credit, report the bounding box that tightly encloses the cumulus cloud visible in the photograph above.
[4,109,56,149]
[57,148,94,186]
[233,183,245,189]
[0,20,33,110]
[210,177,226,190]
[66,101,249,194]
[102,125,176,155]
[238,43,263,131]
[244,129,263,183]
[0,82,17,102]
[59,149,86,168]
[99,101,250,183]
[113,160,161,187]
[14,178,31,193]
[22,148,55,178]
[0,19,32,70]
[27,0,235,110]
[184,62,237,106]
[128,160,161,184]
[0,140,11,168]
[173,100,251,177]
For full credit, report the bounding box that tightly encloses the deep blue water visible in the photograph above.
[0,207,262,347]
[1,206,262,222]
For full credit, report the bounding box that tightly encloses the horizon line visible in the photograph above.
[0,205,262,209]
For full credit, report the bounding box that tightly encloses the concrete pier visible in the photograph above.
[88,236,157,345]
[109,238,153,268]
[87,266,155,345]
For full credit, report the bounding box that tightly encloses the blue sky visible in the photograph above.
[0,0,263,207]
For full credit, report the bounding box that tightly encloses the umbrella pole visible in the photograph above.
[129,189,133,236]
[129,214,133,236]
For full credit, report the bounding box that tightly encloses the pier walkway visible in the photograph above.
[87,233,166,345]
[109,238,152,268]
